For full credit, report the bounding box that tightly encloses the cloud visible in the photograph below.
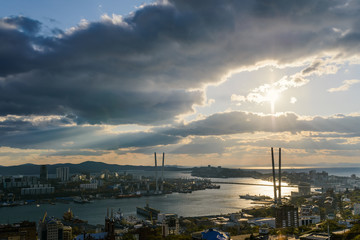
[231,58,340,105]
[0,117,181,150]
[327,79,360,92]
[162,111,360,137]
[0,115,75,134]
[1,16,41,34]
[1,0,360,125]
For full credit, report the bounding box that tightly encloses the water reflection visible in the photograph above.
[0,174,298,225]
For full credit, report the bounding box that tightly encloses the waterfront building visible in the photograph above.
[0,221,37,240]
[136,203,160,219]
[79,183,98,190]
[40,165,48,182]
[292,182,311,197]
[21,184,54,195]
[275,204,299,228]
[56,167,70,182]
[1,175,38,189]
[298,182,311,196]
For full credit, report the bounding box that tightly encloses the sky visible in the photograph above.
[1,0,360,167]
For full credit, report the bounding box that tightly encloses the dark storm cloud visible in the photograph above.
[0,115,74,134]
[1,111,359,152]
[2,16,41,34]
[1,0,360,125]
[162,112,360,136]
[0,117,181,150]
[86,131,181,150]
[42,150,108,157]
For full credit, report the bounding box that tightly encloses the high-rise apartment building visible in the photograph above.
[39,217,64,240]
[275,204,299,228]
[62,226,72,240]
[56,167,69,182]
[40,165,48,182]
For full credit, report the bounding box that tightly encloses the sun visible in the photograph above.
[266,89,280,113]
[266,89,279,104]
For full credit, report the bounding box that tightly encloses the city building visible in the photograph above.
[63,226,72,240]
[353,203,360,215]
[158,213,179,237]
[298,205,321,226]
[21,184,55,195]
[40,165,48,182]
[275,204,299,228]
[56,167,70,182]
[79,183,97,190]
[249,218,276,228]
[104,215,115,240]
[38,217,64,240]
[298,182,311,196]
[0,221,37,240]
[291,182,311,197]
[1,175,38,189]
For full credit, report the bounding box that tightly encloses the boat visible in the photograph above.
[73,196,93,204]
[178,189,192,193]
[116,193,141,199]
[114,208,124,222]
[239,194,271,201]
[136,203,160,219]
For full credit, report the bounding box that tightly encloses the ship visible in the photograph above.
[136,203,160,219]
[239,194,271,201]
[73,196,93,204]
[116,193,141,199]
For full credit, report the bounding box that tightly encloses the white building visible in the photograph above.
[56,167,70,182]
[353,203,360,215]
[1,175,38,189]
[21,184,55,195]
[249,218,276,228]
[298,205,321,226]
[299,215,321,226]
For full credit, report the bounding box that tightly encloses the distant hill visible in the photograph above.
[0,161,191,176]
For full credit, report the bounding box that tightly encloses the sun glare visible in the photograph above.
[266,89,280,113]
[267,89,280,104]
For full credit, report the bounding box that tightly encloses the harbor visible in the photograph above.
[0,177,297,225]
